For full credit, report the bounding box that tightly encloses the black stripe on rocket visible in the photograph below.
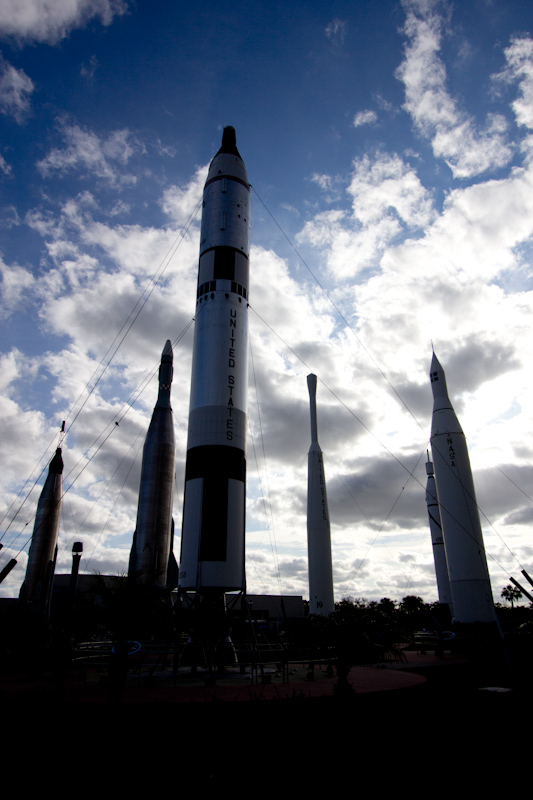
[183,445,246,561]
[196,247,249,298]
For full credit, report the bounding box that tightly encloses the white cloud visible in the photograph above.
[348,151,434,227]
[0,0,128,45]
[299,151,434,277]
[325,18,346,46]
[353,109,378,128]
[0,55,34,123]
[496,36,533,130]
[0,153,11,175]
[160,165,208,226]
[0,260,35,317]
[396,0,512,177]
[37,121,141,186]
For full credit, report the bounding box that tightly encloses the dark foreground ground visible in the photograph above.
[1,646,524,707]
[3,647,526,784]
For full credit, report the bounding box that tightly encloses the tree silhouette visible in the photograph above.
[501,584,522,609]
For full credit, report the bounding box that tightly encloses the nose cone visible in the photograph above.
[162,339,173,363]
[157,340,174,408]
[207,126,248,186]
[430,352,451,408]
[216,126,241,158]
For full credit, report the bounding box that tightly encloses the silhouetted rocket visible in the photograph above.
[179,127,249,594]
[307,374,334,615]
[129,340,178,587]
[425,454,452,610]
[19,447,63,609]
[430,353,496,624]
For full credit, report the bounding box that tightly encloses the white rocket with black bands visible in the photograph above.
[19,447,63,607]
[429,353,496,624]
[179,127,249,593]
[306,374,335,615]
[129,340,177,587]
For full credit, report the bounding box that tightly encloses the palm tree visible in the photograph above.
[501,584,522,609]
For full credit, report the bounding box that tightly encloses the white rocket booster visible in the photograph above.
[19,447,63,607]
[429,353,497,624]
[179,127,249,593]
[306,374,335,615]
[129,340,177,587]
[425,454,452,609]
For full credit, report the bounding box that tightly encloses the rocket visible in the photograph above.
[429,352,497,624]
[306,374,335,615]
[425,453,452,610]
[179,127,249,594]
[129,340,178,587]
[19,447,63,610]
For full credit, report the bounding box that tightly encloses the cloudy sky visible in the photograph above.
[1,0,533,605]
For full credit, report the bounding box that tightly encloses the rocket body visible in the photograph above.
[425,456,452,609]
[129,340,176,587]
[179,128,249,593]
[429,353,496,624]
[306,374,335,615]
[19,448,63,605]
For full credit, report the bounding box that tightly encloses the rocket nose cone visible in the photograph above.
[162,339,173,361]
[216,126,242,158]
[49,447,64,475]
[429,352,448,399]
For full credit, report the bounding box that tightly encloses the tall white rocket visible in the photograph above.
[306,374,335,615]
[179,127,249,594]
[429,353,497,624]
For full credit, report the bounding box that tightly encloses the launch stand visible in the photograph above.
[176,589,291,685]
[177,589,244,674]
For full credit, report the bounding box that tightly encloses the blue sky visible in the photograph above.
[1,0,533,605]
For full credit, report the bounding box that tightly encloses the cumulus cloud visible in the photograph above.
[37,121,142,186]
[495,35,533,130]
[0,55,34,123]
[353,109,378,128]
[0,260,35,317]
[0,0,128,45]
[396,0,512,177]
[160,165,208,226]
[299,151,434,277]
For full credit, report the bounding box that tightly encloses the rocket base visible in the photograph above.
[178,589,241,668]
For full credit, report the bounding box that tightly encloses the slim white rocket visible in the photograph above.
[129,340,177,587]
[179,127,249,593]
[425,454,452,610]
[429,353,496,624]
[306,374,335,615]
[19,448,63,608]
